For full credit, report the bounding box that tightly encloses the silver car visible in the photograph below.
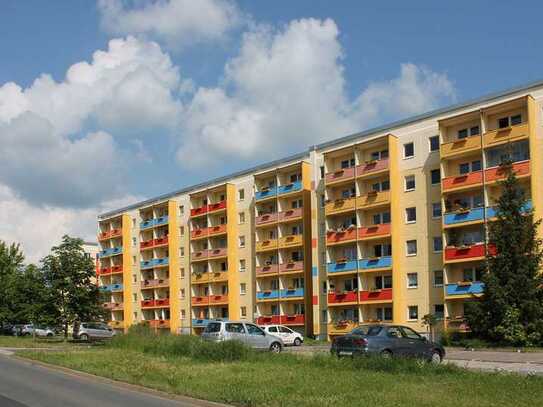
[201,320,284,353]
[74,322,115,341]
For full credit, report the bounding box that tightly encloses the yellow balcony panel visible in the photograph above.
[440,135,481,159]
[327,321,358,336]
[279,234,303,249]
[483,123,529,148]
[325,197,356,216]
[357,190,390,210]
[256,239,278,253]
[209,271,229,282]
[191,272,210,284]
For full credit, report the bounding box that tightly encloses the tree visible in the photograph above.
[0,241,25,326]
[41,235,102,338]
[422,313,438,342]
[465,165,543,345]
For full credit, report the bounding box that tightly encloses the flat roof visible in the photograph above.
[99,77,543,219]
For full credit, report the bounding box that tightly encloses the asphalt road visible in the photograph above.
[0,353,219,407]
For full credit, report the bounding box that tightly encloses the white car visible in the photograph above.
[261,325,303,346]
[21,324,55,337]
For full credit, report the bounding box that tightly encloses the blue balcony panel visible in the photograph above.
[255,187,278,201]
[444,207,484,226]
[278,181,302,196]
[140,215,170,230]
[192,319,211,328]
[98,247,123,258]
[359,256,392,270]
[446,282,484,296]
[486,200,532,219]
[257,290,280,300]
[281,288,304,298]
[327,260,358,273]
[140,257,169,269]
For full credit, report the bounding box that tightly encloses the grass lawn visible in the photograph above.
[0,335,70,348]
[17,331,543,407]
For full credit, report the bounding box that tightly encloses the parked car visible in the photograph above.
[11,324,24,336]
[330,324,445,363]
[0,324,14,336]
[73,322,115,341]
[261,325,303,346]
[21,324,55,337]
[202,320,284,353]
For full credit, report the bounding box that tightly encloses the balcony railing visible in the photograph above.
[356,158,389,178]
[191,205,208,217]
[257,314,305,325]
[442,171,483,192]
[98,228,122,241]
[278,234,303,249]
[256,288,304,300]
[328,320,359,335]
[255,212,278,226]
[256,186,277,201]
[147,319,170,329]
[191,250,209,261]
[325,167,355,185]
[281,288,304,298]
[278,181,302,196]
[483,123,529,148]
[357,190,390,210]
[99,283,124,292]
[279,261,304,273]
[328,291,358,304]
[111,265,123,274]
[359,288,392,302]
[256,264,279,274]
[191,225,227,239]
[326,227,356,245]
[140,216,168,230]
[278,207,303,222]
[209,295,228,304]
[191,272,210,283]
[358,223,391,240]
[327,260,358,274]
[140,257,169,269]
[209,271,228,282]
[208,200,227,213]
[256,315,281,325]
[485,160,530,183]
[209,224,227,236]
[208,248,227,259]
[256,239,278,252]
[359,256,392,270]
[192,319,211,328]
[140,236,169,250]
[141,298,170,308]
[325,197,356,216]
[443,207,485,226]
[256,290,279,300]
[141,278,169,288]
[98,247,122,258]
[109,320,124,329]
[446,282,485,297]
[191,296,210,306]
[441,135,481,159]
[444,243,496,262]
[102,302,123,310]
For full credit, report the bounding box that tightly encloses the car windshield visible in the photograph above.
[352,326,382,336]
[204,322,222,333]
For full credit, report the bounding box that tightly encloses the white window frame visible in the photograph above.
[238,189,245,201]
[405,207,417,224]
[407,273,418,289]
[240,283,246,295]
[404,175,416,192]
[407,305,419,321]
[432,202,442,219]
[239,259,246,272]
[406,240,417,256]
[403,142,415,159]
[239,236,245,248]
[433,270,444,287]
[430,168,441,185]
[429,135,440,152]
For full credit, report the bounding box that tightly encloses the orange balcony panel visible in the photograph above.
[208,200,227,213]
[326,228,356,244]
[255,212,278,226]
[154,236,168,246]
[483,123,529,148]
[192,296,209,306]
[356,158,389,178]
[278,208,302,222]
[256,264,279,274]
[328,291,358,304]
[191,228,208,239]
[140,236,168,250]
[98,267,112,275]
[191,205,208,217]
[141,299,155,308]
[279,261,304,273]
[191,250,209,261]
[148,319,170,329]
[140,239,154,249]
[154,298,170,307]
[441,135,481,159]
[141,278,169,288]
[444,243,496,262]
[325,167,355,184]
[485,160,530,183]
[359,288,392,302]
[442,171,483,192]
[208,224,227,236]
[358,224,391,240]
[209,295,228,304]
[208,248,227,258]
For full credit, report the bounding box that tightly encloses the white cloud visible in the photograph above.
[98,0,242,51]
[0,183,141,263]
[176,18,456,168]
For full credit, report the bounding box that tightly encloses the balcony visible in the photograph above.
[328,320,358,335]
[191,250,209,262]
[191,228,208,240]
[326,228,356,245]
[209,294,228,305]
[109,320,124,329]
[192,224,227,239]
[256,264,279,275]
[99,283,123,292]
[208,200,227,214]
[325,167,355,185]
[256,186,277,201]
[192,319,211,328]
[278,181,302,196]
[255,212,278,226]
[111,265,123,274]
[441,135,481,159]
[279,261,304,273]
[191,272,209,284]
[278,208,302,223]
[444,243,496,263]
[356,158,389,178]
[256,290,279,300]
[359,256,392,271]
[280,314,305,325]
[140,216,169,230]
[325,197,356,216]
[281,288,304,298]
[485,160,530,183]
[359,288,392,303]
[278,234,303,249]
[357,190,390,210]
[140,257,169,269]
[102,302,123,310]
[209,271,228,282]
[148,319,170,329]
[256,239,278,253]
[191,296,210,306]
[140,236,169,250]
[209,224,227,237]
[443,207,485,227]
[442,171,483,192]
[141,278,169,289]
[358,224,391,240]
[98,228,122,241]
[141,298,170,308]
[256,315,281,325]
[483,123,529,148]
[98,247,122,258]
[486,200,532,219]
[190,205,208,217]
[98,267,112,275]
[328,291,358,305]
[446,282,485,298]
[208,248,227,259]
[327,260,358,274]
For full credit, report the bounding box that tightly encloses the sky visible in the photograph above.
[1,0,543,263]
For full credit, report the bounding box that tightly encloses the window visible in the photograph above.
[405,207,417,223]
[246,324,265,336]
[240,306,247,318]
[400,326,422,340]
[370,150,389,161]
[133,312,138,319]
[459,160,481,174]
[429,135,439,152]
[240,283,246,295]
[239,259,246,272]
[180,226,184,236]
[403,142,414,158]
[499,114,522,129]
[405,175,416,191]
[373,211,391,225]
[181,309,186,320]
[132,218,136,227]
[132,274,137,283]
[407,273,418,288]
[458,128,468,139]
[373,243,392,257]
[320,166,325,179]
[321,310,327,323]
[238,188,245,201]
[434,304,444,319]
[132,255,136,265]
[432,203,442,218]
[291,199,303,209]
[180,247,185,257]
[132,237,136,247]
[463,267,484,282]
[430,169,441,185]
[180,268,185,278]
[239,236,245,248]
[375,275,393,289]
[226,323,245,333]
[433,237,443,252]
[406,240,417,256]
[341,158,355,168]
[180,289,185,299]
[238,212,245,224]
[459,162,470,175]
[133,293,137,302]
[433,270,444,287]
[376,307,393,321]
[179,205,184,215]
[470,126,480,136]
[408,306,419,320]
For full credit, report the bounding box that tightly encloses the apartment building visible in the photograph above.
[97,80,543,339]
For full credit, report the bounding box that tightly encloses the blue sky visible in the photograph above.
[1,0,542,261]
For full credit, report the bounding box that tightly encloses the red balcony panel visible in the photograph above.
[141,299,156,308]
[208,200,227,213]
[140,239,154,248]
[485,161,530,183]
[191,228,208,239]
[209,295,228,304]
[280,314,305,325]
[256,315,281,325]
[209,224,227,236]
[256,264,279,274]
[328,291,358,304]
[358,224,391,239]
[154,236,169,246]
[442,171,483,191]
[325,167,355,184]
[279,261,304,273]
[326,228,357,244]
[154,298,170,307]
[191,296,209,306]
[98,267,112,275]
[359,288,392,302]
[98,228,122,241]
[356,158,389,177]
[255,212,278,225]
[110,265,123,274]
[444,243,496,261]
[191,205,209,217]
[278,208,303,222]
[208,248,227,258]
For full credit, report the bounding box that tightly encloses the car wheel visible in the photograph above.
[269,342,282,353]
[46,333,53,337]
[23,332,30,337]
[430,350,442,364]
[293,338,302,347]
[79,334,89,342]
[380,350,392,359]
